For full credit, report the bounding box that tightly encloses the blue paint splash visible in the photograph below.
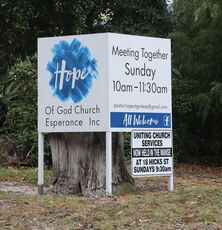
[47,38,98,103]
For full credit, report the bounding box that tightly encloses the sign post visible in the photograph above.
[106,132,112,195]
[38,132,44,195]
[168,174,174,192]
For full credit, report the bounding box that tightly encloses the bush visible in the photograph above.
[5,55,38,164]
[124,132,131,160]
[4,55,53,166]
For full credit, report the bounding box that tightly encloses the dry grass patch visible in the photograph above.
[0,164,222,229]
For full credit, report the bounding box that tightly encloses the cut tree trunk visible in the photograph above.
[50,132,133,196]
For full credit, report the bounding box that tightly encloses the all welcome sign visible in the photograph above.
[38,33,171,132]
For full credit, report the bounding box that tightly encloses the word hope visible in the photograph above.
[54,60,89,90]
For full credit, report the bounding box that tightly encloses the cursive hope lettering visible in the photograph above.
[54,60,89,90]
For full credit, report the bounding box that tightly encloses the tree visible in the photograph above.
[1,0,172,195]
[0,0,111,130]
[171,0,222,164]
[109,0,172,37]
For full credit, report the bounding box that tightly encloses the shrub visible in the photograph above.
[4,55,52,166]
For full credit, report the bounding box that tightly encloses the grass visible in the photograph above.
[0,166,52,186]
[0,166,222,229]
[0,186,222,229]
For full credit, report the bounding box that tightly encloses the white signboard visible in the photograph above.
[38,34,108,132]
[38,33,171,132]
[131,130,173,176]
[109,34,171,132]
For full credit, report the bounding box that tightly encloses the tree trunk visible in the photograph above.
[49,132,133,196]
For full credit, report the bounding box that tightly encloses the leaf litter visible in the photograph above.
[0,164,222,229]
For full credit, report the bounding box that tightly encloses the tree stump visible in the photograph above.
[50,132,133,196]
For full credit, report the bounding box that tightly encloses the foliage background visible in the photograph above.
[0,0,171,165]
[171,0,222,165]
[0,0,221,165]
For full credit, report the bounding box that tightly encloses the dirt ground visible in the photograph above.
[0,164,222,230]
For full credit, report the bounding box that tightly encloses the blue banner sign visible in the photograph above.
[111,112,171,128]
